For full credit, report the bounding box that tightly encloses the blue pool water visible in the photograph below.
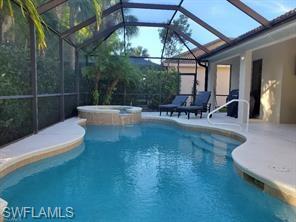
[0,123,295,221]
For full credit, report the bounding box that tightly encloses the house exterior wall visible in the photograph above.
[278,38,296,124]
[216,65,231,106]
[213,37,296,124]
[219,57,240,91]
[178,66,206,94]
[229,57,240,90]
[253,37,296,123]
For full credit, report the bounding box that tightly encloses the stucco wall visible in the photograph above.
[221,57,240,90]
[177,66,205,94]
[216,65,231,106]
[279,39,296,124]
[253,37,296,123]
[230,58,240,90]
[217,38,296,123]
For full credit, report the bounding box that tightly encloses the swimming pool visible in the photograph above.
[0,122,295,221]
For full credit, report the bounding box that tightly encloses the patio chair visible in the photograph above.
[159,95,188,116]
[176,91,211,119]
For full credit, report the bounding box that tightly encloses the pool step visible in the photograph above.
[200,134,241,147]
[190,136,232,158]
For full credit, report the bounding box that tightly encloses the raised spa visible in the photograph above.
[77,105,142,125]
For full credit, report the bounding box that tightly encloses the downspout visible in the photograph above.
[198,61,209,91]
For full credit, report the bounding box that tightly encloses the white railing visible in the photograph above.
[207,99,250,131]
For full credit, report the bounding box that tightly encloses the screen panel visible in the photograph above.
[124,8,175,23]
[242,0,296,21]
[123,0,181,4]
[65,95,77,118]
[0,3,31,96]
[64,41,76,93]
[0,99,33,146]
[127,27,164,57]
[38,96,60,130]
[68,9,122,45]
[37,30,60,94]
[173,12,219,45]
[42,0,97,32]
[182,0,261,38]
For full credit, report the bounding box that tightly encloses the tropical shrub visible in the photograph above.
[138,69,179,109]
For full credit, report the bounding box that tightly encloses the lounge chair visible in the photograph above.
[159,95,188,116]
[176,91,211,119]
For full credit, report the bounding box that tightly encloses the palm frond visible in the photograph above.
[7,0,14,16]
[17,0,47,50]
[92,0,103,29]
[0,0,104,50]
[0,0,47,50]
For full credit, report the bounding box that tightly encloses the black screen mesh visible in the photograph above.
[65,95,78,118]
[0,99,33,146]
[37,30,60,94]
[38,96,60,130]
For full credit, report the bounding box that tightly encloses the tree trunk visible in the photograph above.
[0,14,3,43]
[0,15,13,44]
[95,71,101,91]
[104,78,119,104]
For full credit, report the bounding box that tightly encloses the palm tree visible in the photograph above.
[0,0,46,49]
[127,45,149,57]
[0,0,103,50]
[125,15,139,46]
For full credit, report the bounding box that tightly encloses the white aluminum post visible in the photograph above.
[238,50,252,124]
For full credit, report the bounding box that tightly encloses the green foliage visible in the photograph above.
[102,55,139,104]
[138,69,179,109]
[125,15,139,43]
[0,99,33,146]
[0,4,80,146]
[126,45,149,57]
[0,1,104,146]
[0,0,105,50]
[37,30,60,94]
[0,4,33,146]
[159,14,192,58]
[0,44,31,95]
[82,39,139,105]
[0,0,47,50]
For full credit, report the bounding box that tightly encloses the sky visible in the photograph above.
[124,0,296,58]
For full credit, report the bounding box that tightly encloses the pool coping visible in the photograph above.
[77,105,142,114]
[0,114,295,218]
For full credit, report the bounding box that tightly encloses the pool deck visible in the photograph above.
[0,112,295,208]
